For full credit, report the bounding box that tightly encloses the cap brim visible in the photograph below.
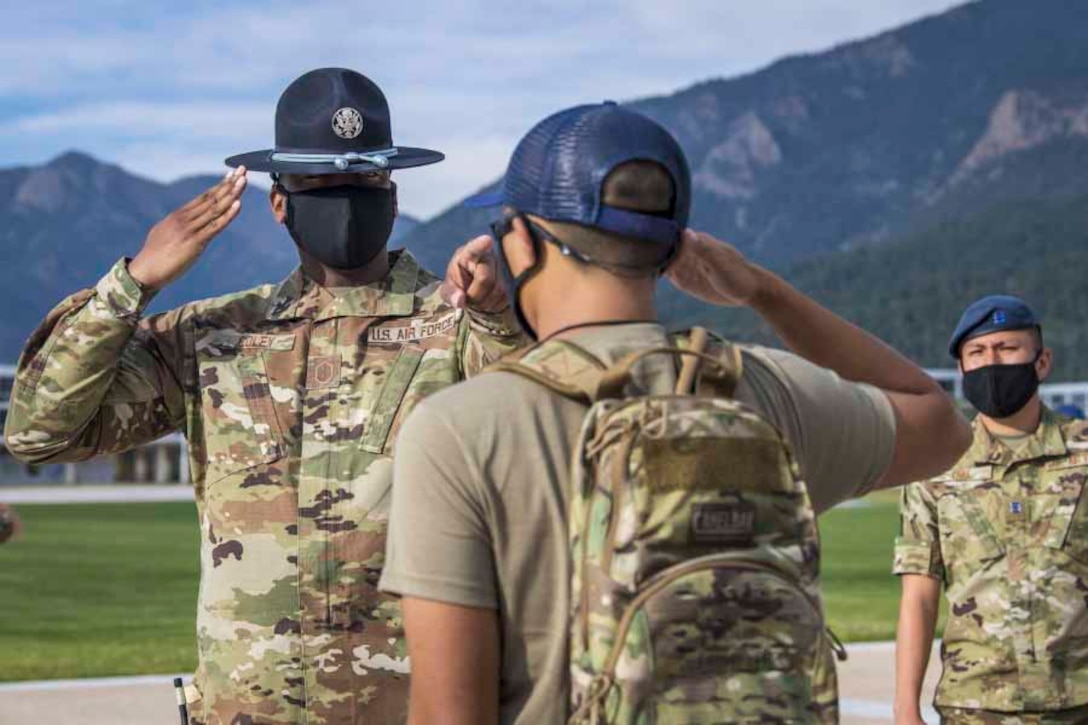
[463,189,505,209]
[224,146,445,174]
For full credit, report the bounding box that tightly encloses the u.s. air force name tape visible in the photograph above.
[368,310,462,344]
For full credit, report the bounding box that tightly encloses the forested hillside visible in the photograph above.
[671,196,1088,379]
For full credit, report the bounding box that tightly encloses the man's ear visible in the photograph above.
[1036,347,1054,382]
[270,185,287,224]
[505,216,539,276]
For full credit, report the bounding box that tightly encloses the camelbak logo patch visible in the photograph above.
[691,502,756,544]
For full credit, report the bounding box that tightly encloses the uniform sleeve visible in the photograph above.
[893,483,944,579]
[456,306,527,378]
[4,258,190,464]
[379,400,498,609]
[736,347,897,514]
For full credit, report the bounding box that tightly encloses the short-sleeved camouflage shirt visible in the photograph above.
[894,409,1088,712]
[4,250,525,724]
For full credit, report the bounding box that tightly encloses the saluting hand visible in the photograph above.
[440,235,510,313]
[128,166,247,292]
[665,229,765,308]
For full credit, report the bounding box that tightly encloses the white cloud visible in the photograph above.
[8,101,271,138]
[393,133,514,220]
[0,0,965,218]
[103,145,250,189]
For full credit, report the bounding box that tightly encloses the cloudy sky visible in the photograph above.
[1,0,962,219]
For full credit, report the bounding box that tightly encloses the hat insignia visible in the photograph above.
[332,107,364,140]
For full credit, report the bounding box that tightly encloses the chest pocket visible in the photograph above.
[1042,455,1088,564]
[197,345,289,484]
[361,346,424,454]
[936,478,1005,578]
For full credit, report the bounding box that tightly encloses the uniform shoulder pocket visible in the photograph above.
[361,345,425,454]
[933,477,1005,563]
[1042,455,1088,558]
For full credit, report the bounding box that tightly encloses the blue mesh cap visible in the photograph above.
[466,102,690,248]
[948,294,1040,358]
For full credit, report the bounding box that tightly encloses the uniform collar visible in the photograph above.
[972,406,1068,467]
[265,249,421,321]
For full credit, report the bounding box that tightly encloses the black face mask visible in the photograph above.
[491,215,543,340]
[962,360,1040,419]
[282,185,395,270]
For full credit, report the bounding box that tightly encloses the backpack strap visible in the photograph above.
[596,327,744,400]
[675,326,711,395]
[485,327,743,403]
[485,339,608,404]
[685,328,744,398]
[670,328,745,389]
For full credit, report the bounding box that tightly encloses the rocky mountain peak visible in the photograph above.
[951,87,1088,185]
[695,112,782,200]
[46,150,101,171]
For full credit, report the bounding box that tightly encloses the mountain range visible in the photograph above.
[399,0,1088,378]
[405,0,1088,268]
[2,0,1087,377]
[0,152,418,361]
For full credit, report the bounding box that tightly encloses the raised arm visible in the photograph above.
[667,230,971,487]
[4,169,246,463]
[443,235,527,376]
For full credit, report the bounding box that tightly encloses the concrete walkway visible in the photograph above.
[0,675,185,725]
[0,642,941,724]
[0,485,193,505]
[1,485,873,507]
[838,642,941,724]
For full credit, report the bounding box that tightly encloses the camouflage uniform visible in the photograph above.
[894,409,1088,718]
[4,250,523,724]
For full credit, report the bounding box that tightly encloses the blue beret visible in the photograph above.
[948,294,1040,358]
[1056,404,1085,420]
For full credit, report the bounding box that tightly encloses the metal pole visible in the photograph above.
[178,439,190,485]
[155,444,170,484]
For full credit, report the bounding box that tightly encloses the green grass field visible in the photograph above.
[0,502,201,681]
[823,492,914,641]
[0,494,935,681]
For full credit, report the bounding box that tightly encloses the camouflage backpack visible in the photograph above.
[490,328,845,724]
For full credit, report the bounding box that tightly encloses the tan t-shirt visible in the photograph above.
[380,323,896,725]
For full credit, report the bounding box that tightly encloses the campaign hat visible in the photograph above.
[226,68,443,175]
